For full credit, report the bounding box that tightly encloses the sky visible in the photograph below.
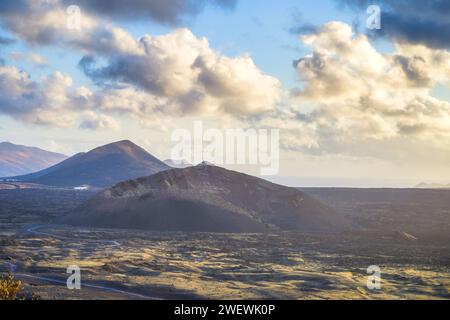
[0,0,449,187]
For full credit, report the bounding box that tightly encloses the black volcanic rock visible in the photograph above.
[60,164,351,233]
[13,140,169,188]
[0,142,67,177]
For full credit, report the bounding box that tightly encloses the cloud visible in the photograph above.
[337,0,450,49]
[295,22,450,100]
[0,1,66,45]
[79,28,281,117]
[0,1,279,126]
[0,0,236,47]
[0,36,16,45]
[79,111,120,130]
[61,0,237,24]
[0,63,108,127]
[285,21,450,160]
[1,0,449,170]
[0,1,279,118]
[9,52,47,67]
[0,62,125,130]
[0,0,139,54]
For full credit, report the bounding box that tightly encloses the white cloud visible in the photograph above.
[0,0,140,55]
[79,111,120,131]
[2,1,450,174]
[80,28,281,117]
[0,65,76,126]
[1,1,281,119]
[286,22,450,158]
[0,64,120,129]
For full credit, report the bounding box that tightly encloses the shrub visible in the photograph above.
[0,273,22,300]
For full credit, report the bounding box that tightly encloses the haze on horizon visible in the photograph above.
[0,0,449,187]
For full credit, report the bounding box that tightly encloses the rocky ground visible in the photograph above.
[0,187,449,300]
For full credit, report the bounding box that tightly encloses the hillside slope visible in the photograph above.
[13,140,169,188]
[0,142,67,177]
[61,164,351,233]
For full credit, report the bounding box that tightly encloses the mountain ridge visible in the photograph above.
[0,142,67,177]
[12,140,170,188]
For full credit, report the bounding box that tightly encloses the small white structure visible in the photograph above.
[74,185,89,191]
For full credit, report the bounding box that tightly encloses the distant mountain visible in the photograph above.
[415,182,450,189]
[60,164,351,233]
[13,140,170,188]
[0,142,67,177]
[164,159,192,168]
